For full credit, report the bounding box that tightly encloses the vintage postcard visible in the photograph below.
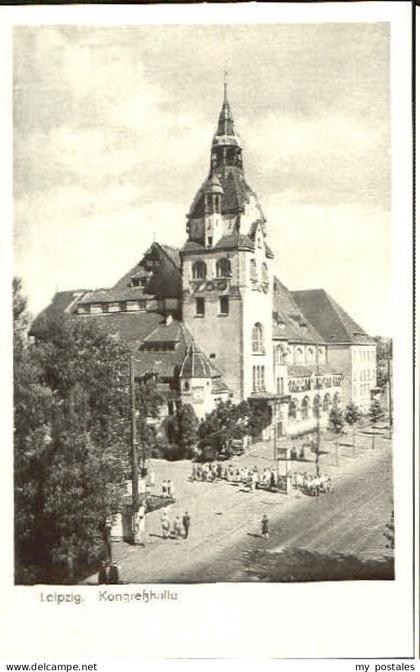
[0,0,415,664]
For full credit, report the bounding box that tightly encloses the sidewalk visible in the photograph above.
[84,428,392,584]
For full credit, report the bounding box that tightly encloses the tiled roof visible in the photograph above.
[272,277,324,344]
[287,364,341,377]
[211,377,230,393]
[142,321,191,344]
[292,289,375,345]
[181,232,256,255]
[188,167,265,222]
[160,244,181,270]
[78,287,152,304]
[29,290,88,336]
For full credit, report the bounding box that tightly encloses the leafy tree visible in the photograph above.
[247,400,272,440]
[369,399,385,427]
[328,403,345,466]
[14,291,164,582]
[198,400,250,458]
[177,404,199,459]
[344,401,361,450]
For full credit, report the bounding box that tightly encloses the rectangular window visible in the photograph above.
[196,297,205,316]
[219,296,229,315]
[253,366,265,393]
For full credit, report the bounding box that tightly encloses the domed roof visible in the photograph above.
[179,343,213,379]
[204,174,224,195]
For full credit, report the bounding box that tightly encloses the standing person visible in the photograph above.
[161,512,170,539]
[261,514,269,539]
[168,479,174,498]
[97,561,108,584]
[162,480,167,497]
[173,515,182,539]
[182,511,191,539]
[108,561,120,584]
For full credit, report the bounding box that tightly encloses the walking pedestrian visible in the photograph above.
[161,512,170,539]
[182,511,191,539]
[108,561,120,584]
[98,561,108,584]
[261,514,269,539]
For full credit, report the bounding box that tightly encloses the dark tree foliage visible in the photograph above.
[159,403,199,460]
[369,399,385,426]
[13,279,162,582]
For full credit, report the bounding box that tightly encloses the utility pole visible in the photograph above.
[130,356,140,544]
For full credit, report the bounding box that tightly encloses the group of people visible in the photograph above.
[191,462,286,492]
[97,560,120,584]
[161,479,175,498]
[160,510,191,540]
[291,471,333,497]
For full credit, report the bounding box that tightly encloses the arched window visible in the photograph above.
[323,394,331,413]
[262,263,269,283]
[250,258,257,281]
[192,261,207,280]
[252,323,264,353]
[296,347,304,364]
[312,395,321,418]
[307,347,315,364]
[275,344,286,365]
[333,392,340,406]
[301,397,310,420]
[216,258,231,278]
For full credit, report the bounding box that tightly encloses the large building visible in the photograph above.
[31,85,377,438]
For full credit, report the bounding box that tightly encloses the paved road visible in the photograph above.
[85,429,393,583]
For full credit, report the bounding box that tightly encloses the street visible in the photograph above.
[85,428,393,583]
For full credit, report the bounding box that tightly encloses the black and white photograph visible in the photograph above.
[12,19,397,587]
[1,0,414,663]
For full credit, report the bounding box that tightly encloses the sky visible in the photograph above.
[13,23,391,336]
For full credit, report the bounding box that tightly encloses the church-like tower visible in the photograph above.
[181,82,275,402]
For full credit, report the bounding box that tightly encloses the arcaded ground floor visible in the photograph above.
[85,426,393,584]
